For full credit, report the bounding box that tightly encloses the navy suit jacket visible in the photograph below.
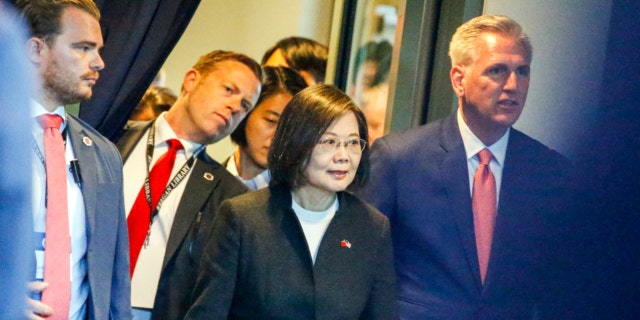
[185,186,397,320]
[117,121,249,320]
[67,115,132,320]
[359,114,571,319]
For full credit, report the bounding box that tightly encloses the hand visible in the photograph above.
[26,281,52,320]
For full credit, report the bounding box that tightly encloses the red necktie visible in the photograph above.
[127,139,183,275]
[38,114,71,318]
[472,148,497,284]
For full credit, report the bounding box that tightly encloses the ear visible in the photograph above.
[450,65,466,97]
[26,37,47,65]
[181,69,200,95]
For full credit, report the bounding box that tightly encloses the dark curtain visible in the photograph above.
[81,0,201,141]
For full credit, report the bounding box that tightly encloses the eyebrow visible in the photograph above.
[321,132,360,137]
[72,40,103,50]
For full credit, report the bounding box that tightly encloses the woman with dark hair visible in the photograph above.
[185,84,396,320]
[226,66,307,190]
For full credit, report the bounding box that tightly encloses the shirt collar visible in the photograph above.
[227,150,271,190]
[30,99,67,132]
[155,112,203,158]
[457,107,509,167]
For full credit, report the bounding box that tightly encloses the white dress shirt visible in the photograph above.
[123,112,201,314]
[225,150,271,190]
[31,101,88,320]
[457,107,509,203]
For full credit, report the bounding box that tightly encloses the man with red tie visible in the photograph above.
[17,0,132,319]
[116,50,261,320]
[359,15,572,319]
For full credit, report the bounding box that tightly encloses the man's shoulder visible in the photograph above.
[374,115,450,154]
[195,152,249,194]
[510,129,568,162]
[68,114,113,144]
[508,128,570,173]
[67,114,121,158]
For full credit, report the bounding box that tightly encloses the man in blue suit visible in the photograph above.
[18,0,131,318]
[360,15,571,319]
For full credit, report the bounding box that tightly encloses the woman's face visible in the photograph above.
[241,91,293,169]
[301,111,363,198]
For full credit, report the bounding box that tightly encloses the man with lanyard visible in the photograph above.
[18,0,132,319]
[116,50,262,320]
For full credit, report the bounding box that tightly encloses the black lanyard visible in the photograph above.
[143,120,204,226]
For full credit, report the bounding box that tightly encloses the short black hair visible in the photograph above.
[261,37,328,84]
[269,84,370,190]
[230,66,307,147]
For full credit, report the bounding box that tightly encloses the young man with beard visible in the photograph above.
[17,0,131,319]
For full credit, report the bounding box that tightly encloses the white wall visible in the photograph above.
[484,0,612,158]
[160,0,333,161]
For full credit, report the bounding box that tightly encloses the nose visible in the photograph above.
[503,71,518,91]
[227,95,244,113]
[333,142,349,162]
[91,52,105,71]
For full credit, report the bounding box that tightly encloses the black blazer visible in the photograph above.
[185,185,397,320]
[358,113,572,319]
[117,121,249,320]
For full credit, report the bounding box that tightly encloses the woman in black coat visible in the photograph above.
[185,84,396,320]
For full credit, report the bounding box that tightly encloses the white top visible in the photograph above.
[291,196,338,265]
[31,100,87,320]
[457,107,509,203]
[225,150,271,190]
[123,112,201,310]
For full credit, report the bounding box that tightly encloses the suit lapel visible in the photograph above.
[162,157,220,270]
[67,116,98,239]
[270,186,314,270]
[438,114,483,290]
[116,121,152,162]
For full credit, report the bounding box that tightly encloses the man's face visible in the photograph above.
[452,32,530,141]
[39,7,104,107]
[182,60,261,145]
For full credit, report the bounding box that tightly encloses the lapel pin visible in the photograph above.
[82,136,92,146]
[340,240,351,249]
[203,172,214,181]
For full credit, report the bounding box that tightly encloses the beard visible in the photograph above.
[42,56,97,105]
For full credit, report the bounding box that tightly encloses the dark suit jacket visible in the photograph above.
[359,114,571,319]
[117,121,249,320]
[68,115,132,320]
[185,185,397,320]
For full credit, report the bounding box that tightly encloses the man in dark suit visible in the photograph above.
[117,50,262,320]
[359,15,571,319]
[18,0,132,319]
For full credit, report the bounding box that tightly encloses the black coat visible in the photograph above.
[185,185,397,320]
[117,121,249,320]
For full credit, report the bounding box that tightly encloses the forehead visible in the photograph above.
[254,91,292,113]
[324,111,359,134]
[474,32,530,64]
[204,59,256,80]
[57,6,103,45]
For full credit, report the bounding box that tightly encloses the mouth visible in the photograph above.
[82,72,99,87]
[214,112,229,127]
[497,99,519,109]
[328,170,349,179]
